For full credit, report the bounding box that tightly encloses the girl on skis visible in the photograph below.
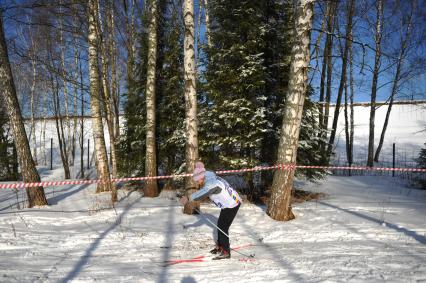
[180,161,241,260]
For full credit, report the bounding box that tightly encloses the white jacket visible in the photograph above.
[189,171,241,209]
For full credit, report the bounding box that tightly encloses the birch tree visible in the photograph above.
[318,0,337,156]
[374,1,414,162]
[266,0,314,221]
[98,0,118,180]
[203,0,211,48]
[87,0,116,202]
[367,0,384,167]
[144,0,159,197]
[327,0,355,159]
[183,0,199,214]
[0,12,48,207]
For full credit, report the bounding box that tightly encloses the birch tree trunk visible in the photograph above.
[367,0,384,167]
[319,1,336,155]
[71,1,79,168]
[99,0,118,180]
[87,0,116,202]
[327,0,355,159]
[183,0,200,214]
[144,0,159,197]
[79,57,85,179]
[374,3,413,162]
[266,0,313,221]
[124,0,136,89]
[59,1,72,163]
[29,31,37,165]
[203,0,211,48]
[0,13,48,207]
[110,0,120,139]
[30,60,37,165]
[52,79,71,180]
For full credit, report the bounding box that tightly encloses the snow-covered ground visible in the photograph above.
[1,168,425,282]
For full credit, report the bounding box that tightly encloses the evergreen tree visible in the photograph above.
[414,144,426,189]
[201,0,289,169]
[200,0,323,198]
[119,0,185,179]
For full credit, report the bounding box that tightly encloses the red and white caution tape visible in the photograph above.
[0,164,424,189]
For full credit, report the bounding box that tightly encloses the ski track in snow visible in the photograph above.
[1,171,426,282]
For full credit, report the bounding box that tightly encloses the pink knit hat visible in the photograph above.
[193,161,206,181]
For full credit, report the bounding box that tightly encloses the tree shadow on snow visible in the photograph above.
[59,193,142,283]
[181,276,197,283]
[237,211,308,282]
[157,200,178,283]
[183,209,219,242]
[319,201,426,245]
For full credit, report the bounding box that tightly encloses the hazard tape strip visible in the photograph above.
[0,164,424,189]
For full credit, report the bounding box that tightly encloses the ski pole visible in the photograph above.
[192,207,254,258]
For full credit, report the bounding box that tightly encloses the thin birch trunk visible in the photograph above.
[79,52,85,178]
[88,0,115,202]
[183,0,200,215]
[30,52,37,165]
[327,0,355,159]
[110,0,120,139]
[319,1,337,155]
[42,87,47,166]
[203,0,211,48]
[144,0,159,197]
[0,12,47,207]
[72,2,79,168]
[98,0,118,179]
[367,0,384,167]
[318,2,332,129]
[52,78,71,179]
[266,0,314,221]
[374,3,413,162]
[59,1,71,162]
[349,39,354,167]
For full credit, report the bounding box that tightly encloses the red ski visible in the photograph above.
[162,243,254,266]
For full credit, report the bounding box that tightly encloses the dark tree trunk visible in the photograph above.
[0,13,47,207]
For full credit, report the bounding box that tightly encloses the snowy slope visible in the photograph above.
[25,102,426,179]
[329,103,425,166]
[1,169,425,282]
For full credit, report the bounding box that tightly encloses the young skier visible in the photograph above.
[180,161,242,260]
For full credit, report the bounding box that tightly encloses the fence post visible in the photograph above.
[392,143,396,177]
[50,138,53,170]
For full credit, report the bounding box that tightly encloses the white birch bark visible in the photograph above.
[144,0,159,197]
[266,0,314,221]
[203,0,211,48]
[367,0,384,167]
[183,0,200,214]
[87,0,116,202]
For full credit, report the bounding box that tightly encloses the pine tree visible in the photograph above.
[119,0,186,181]
[200,0,323,198]
[201,0,284,170]
[414,144,426,189]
